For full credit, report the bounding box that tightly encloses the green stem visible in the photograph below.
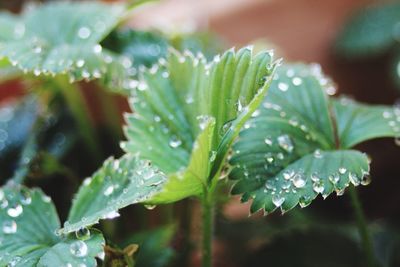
[348,186,376,267]
[201,189,214,267]
[55,77,102,162]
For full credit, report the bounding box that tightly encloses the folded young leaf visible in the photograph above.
[230,63,399,214]
[61,154,166,234]
[0,2,132,90]
[0,185,104,266]
[122,47,277,203]
[335,2,400,58]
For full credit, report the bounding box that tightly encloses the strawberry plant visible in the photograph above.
[1,1,400,267]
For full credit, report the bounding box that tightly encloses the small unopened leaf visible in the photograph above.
[122,47,277,203]
[0,185,104,266]
[61,154,166,233]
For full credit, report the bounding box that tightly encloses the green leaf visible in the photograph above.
[102,29,169,68]
[123,225,175,267]
[0,2,129,85]
[229,63,398,214]
[333,97,400,148]
[61,154,166,234]
[335,2,400,58]
[0,185,104,266]
[122,47,277,203]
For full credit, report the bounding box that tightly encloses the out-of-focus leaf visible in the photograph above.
[335,2,400,58]
[60,154,167,234]
[244,229,364,267]
[103,29,169,68]
[0,185,105,266]
[0,1,135,92]
[123,225,175,267]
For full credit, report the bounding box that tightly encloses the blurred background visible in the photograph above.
[1,0,400,266]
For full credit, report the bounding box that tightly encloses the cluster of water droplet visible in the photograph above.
[1,187,34,237]
[260,150,371,212]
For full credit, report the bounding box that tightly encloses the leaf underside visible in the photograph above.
[0,185,104,266]
[122,47,277,204]
[229,63,400,214]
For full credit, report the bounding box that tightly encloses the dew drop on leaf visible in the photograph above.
[272,194,285,207]
[75,227,90,241]
[348,172,360,186]
[361,174,371,186]
[7,204,23,218]
[313,149,323,159]
[102,210,120,219]
[78,27,91,39]
[169,136,182,148]
[264,137,273,146]
[338,167,347,174]
[2,220,17,234]
[312,181,324,193]
[144,204,157,210]
[278,82,289,92]
[277,134,294,153]
[292,77,303,86]
[20,189,32,205]
[292,173,306,188]
[103,185,114,196]
[8,256,21,267]
[70,240,88,257]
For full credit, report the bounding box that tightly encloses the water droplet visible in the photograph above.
[210,151,217,162]
[78,27,91,39]
[313,149,323,159]
[277,134,294,153]
[93,44,102,54]
[264,137,273,146]
[169,136,182,148]
[329,174,340,184]
[293,173,306,188]
[283,170,294,180]
[338,167,347,174]
[70,240,88,257]
[8,256,21,267]
[348,172,360,186]
[75,227,90,241]
[103,210,120,219]
[76,59,85,68]
[1,198,8,209]
[144,204,156,210]
[361,174,371,186]
[3,220,17,234]
[336,188,345,196]
[278,82,289,91]
[312,181,324,193]
[383,111,392,119]
[292,77,302,86]
[299,195,311,208]
[395,137,400,146]
[252,109,260,117]
[103,185,114,196]
[272,194,285,207]
[7,204,23,218]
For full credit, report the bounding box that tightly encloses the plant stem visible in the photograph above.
[348,186,376,267]
[201,189,214,267]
